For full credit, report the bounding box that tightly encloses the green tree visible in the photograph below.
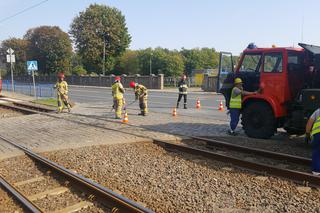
[138,48,184,76]
[113,50,140,75]
[0,38,29,75]
[24,26,72,75]
[72,65,87,76]
[70,4,131,74]
[181,48,219,75]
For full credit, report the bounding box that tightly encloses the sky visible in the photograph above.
[0,0,319,54]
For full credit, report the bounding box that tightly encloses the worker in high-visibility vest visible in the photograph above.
[111,76,125,119]
[176,74,188,109]
[305,108,320,175]
[228,78,257,135]
[54,72,72,113]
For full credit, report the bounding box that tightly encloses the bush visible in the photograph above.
[72,65,87,76]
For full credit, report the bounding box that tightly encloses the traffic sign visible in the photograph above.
[27,60,38,71]
[6,48,14,55]
[6,55,15,63]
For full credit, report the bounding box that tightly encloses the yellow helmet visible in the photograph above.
[234,78,243,84]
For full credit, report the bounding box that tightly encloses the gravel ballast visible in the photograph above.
[0,187,24,212]
[42,142,320,213]
[0,107,26,118]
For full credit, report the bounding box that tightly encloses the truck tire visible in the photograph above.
[242,102,276,139]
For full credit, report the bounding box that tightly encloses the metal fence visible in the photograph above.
[2,80,55,98]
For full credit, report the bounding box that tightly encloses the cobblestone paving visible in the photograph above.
[0,113,152,159]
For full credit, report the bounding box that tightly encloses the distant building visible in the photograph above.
[191,69,218,86]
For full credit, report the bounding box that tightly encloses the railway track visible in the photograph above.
[0,135,154,213]
[0,97,319,189]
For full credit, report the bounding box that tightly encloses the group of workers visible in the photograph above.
[111,76,148,118]
[54,72,188,117]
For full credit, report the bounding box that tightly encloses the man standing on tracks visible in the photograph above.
[228,78,257,135]
[176,74,188,109]
[130,82,148,116]
[54,72,72,113]
[305,108,320,175]
[111,76,125,119]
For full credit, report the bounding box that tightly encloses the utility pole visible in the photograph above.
[103,37,106,76]
[149,52,153,75]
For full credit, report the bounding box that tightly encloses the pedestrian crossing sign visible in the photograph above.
[27,60,38,71]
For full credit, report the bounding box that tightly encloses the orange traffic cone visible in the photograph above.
[172,108,177,116]
[218,101,224,111]
[122,112,129,123]
[196,99,201,109]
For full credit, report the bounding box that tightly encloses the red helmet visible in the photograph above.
[115,76,121,81]
[57,72,65,79]
[130,81,136,88]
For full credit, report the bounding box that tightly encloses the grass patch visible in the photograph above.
[33,98,57,107]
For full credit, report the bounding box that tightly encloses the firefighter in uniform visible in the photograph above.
[130,82,148,116]
[111,76,125,119]
[54,72,72,113]
[228,78,257,135]
[176,74,188,109]
[305,108,320,175]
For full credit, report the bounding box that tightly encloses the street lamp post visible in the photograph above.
[149,52,153,75]
[103,36,106,76]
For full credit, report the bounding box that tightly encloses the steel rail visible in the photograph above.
[0,175,43,213]
[153,139,320,187]
[192,136,312,166]
[0,103,37,114]
[0,135,154,213]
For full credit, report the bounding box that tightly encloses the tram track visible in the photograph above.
[0,135,154,213]
[0,97,319,190]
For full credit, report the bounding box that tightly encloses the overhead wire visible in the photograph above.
[0,0,49,24]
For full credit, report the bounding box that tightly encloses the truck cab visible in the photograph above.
[218,43,320,139]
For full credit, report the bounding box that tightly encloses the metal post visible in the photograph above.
[149,53,152,75]
[32,70,36,99]
[10,54,14,93]
[103,37,106,76]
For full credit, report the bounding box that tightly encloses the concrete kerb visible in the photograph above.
[69,85,218,95]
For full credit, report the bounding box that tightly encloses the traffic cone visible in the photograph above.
[122,112,129,123]
[196,99,201,109]
[218,101,224,111]
[172,108,177,116]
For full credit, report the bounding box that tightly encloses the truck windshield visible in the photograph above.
[239,53,262,72]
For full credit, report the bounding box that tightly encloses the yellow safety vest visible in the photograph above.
[311,117,320,136]
[229,87,242,109]
[112,82,124,99]
[55,81,68,95]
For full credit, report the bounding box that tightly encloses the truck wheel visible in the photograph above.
[242,102,276,139]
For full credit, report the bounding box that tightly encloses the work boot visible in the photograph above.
[184,104,187,109]
[115,116,121,120]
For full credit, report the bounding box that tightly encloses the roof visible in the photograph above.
[243,47,303,53]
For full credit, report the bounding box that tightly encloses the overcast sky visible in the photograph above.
[0,0,319,54]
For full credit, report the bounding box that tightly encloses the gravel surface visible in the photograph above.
[43,142,320,213]
[0,187,25,212]
[0,107,26,118]
[0,156,110,212]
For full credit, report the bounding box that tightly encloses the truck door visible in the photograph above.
[260,50,287,108]
[217,52,234,107]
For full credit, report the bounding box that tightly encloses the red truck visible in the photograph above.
[218,43,320,139]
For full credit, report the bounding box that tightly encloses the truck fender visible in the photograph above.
[242,96,283,118]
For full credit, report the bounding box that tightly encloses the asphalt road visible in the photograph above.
[69,86,229,121]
